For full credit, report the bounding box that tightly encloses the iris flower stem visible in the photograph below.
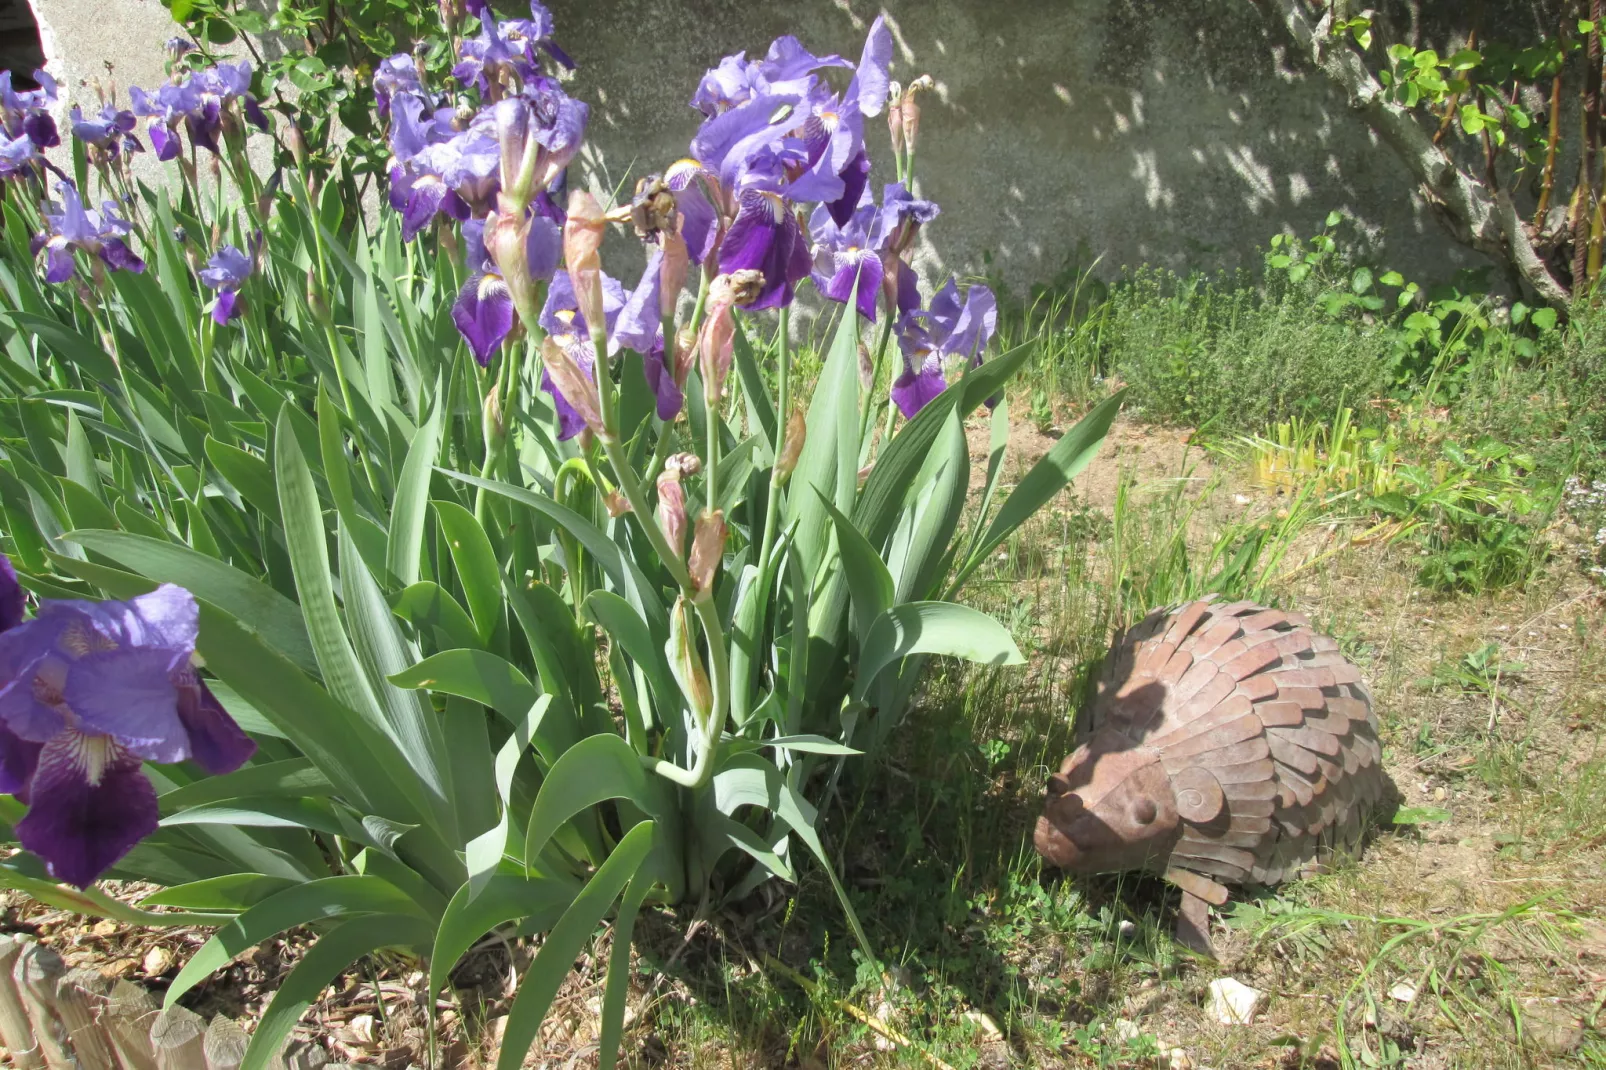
[859,311,896,453]
[641,310,681,482]
[688,270,712,336]
[473,335,528,525]
[321,316,381,497]
[881,331,901,446]
[301,174,381,498]
[704,395,721,533]
[592,326,729,791]
[92,301,176,515]
[753,305,791,583]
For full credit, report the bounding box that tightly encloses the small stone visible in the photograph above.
[142,946,173,977]
[91,921,118,937]
[1166,1049,1194,1070]
[962,1011,1001,1039]
[1433,786,1447,802]
[1112,1018,1141,1042]
[347,1014,376,1047]
[1388,982,1417,1003]
[1206,977,1264,1025]
[1522,1001,1584,1054]
[872,1002,895,1052]
[1117,920,1137,938]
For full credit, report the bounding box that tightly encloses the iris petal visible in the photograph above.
[0,553,23,634]
[173,671,256,775]
[720,190,810,310]
[16,732,157,888]
[452,272,516,367]
[0,721,41,798]
[891,355,946,419]
[65,646,189,764]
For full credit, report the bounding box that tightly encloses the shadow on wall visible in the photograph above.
[0,0,45,86]
[548,0,1484,296]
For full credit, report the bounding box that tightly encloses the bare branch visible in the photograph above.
[1258,0,1572,305]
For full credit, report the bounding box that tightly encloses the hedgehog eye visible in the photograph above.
[1131,798,1158,825]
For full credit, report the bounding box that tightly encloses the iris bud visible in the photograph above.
[902,75,935,155]
[540,336,605,436]
[673,326,697,389]
[698,276,739,405]
[660,231,689,317]
[669,597,713,720]
[482,381,503,442]
[688,509,727,600]
[776,407,806,484]
[564,190,607,338]
[656,462,687,562]
[486,202,536,322]
[494,97,531,205]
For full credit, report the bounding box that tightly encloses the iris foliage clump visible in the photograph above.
[0,5,1120,1067]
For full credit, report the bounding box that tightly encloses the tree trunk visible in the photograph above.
[1258,0,1572,306]
[1572,1,1601,289]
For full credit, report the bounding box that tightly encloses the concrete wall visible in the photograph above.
[550,0,1483,299]
[26,0,1489,299]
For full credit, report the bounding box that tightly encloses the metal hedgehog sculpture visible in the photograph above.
[1033,598,1391,955]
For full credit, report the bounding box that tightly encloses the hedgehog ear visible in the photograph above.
[1172,766,1224,823]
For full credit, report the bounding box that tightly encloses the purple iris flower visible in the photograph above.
[450,208,563,365]
[869,180,939,316]
[199,244,252,325]
[128,82,192,161]
[0,70,59,152]
[808,201,882,321]
[490,78,587,201]
[0,133,41,178]
[673,96,814,308]
[389,145,485,240]
[387,77,581,240]
[537,268,625,439]
[373,55,422,120]
[70,104,142,158]
[165,38,197,62]
[891,278,997,419]
[718,187,811,310]
[453,6,572,95]
[783,17,890,223]
[130,62,267,160]
[672,20,892,309]
[871,181,940,254]
[385,95,503,237]
[0,581,256,888]
[31,184,145,283]
[690,35,850,118]
[614,248,682,420]
[453,219,515,366]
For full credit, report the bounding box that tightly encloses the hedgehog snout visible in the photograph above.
[1033,813,1082,868]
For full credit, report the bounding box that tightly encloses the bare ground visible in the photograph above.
[2,415,1602,1069]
